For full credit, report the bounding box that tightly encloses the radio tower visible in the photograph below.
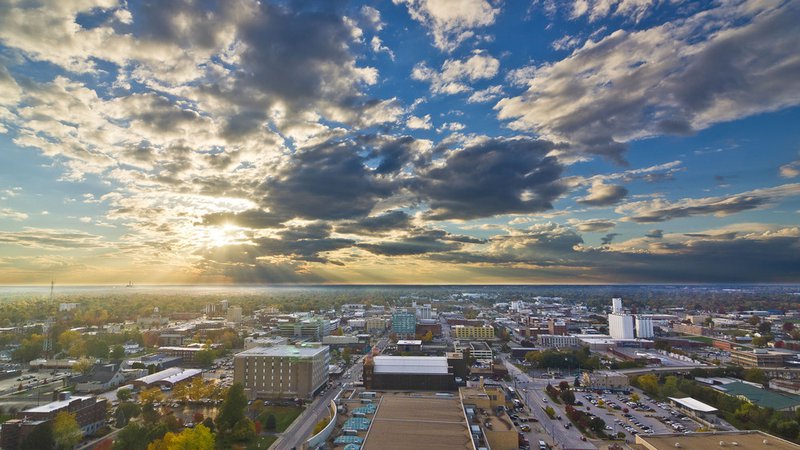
[43,280,55,356]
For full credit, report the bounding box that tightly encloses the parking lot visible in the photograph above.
[578,389,705,440]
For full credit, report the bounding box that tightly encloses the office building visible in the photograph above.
[537,334,579,348]
[365,317,387,333]
[731,348,791,368]
[234,344,330,399]
[227,306,243,323]
[548,319,568,335]
[451,325,495,340]
[1,393,107,449]
[417,304,432,320]
[277,316,331,340]
[392,312,417,338]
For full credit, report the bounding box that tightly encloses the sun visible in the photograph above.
[204,224,245,248]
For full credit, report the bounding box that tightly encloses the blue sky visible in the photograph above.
[0,0,798,284]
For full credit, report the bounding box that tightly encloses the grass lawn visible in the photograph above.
[259,405,304,432]
[246,435,277,449]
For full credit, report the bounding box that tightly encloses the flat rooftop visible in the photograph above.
[372,356,449,375]
[235,344,326,358]
[636,431,800,450]
[363,392,472,450]
[25,395,94,413]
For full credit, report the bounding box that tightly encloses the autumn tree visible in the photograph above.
[52,411,82,450]
[146,424,215,450]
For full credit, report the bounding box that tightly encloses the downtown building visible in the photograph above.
[234,344,330,399]
[451,325,495,340]
[1,393,107,449]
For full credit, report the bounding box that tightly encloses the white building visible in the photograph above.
[635,316,654,339]
[537,334,579,348]
[417,304,432,320]
[608,298,635,340]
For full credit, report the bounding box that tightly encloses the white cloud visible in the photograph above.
[406,114,433,130]
[0,208,28,221]
[370,36,395,60]
[780,160,800,178]
[496,1,800,161]
[412,52,500,95]
[467,85,503,103]
[571,0,680,23]
[393,0,499,51]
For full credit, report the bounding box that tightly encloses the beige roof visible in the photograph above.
[636,431,800,450]
[363,392,472,450]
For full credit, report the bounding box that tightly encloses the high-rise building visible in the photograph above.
[227,306,243,323]
[234,344,330,399]
[635,316,654,338]
[277,316,331,340]
[612,298,623,314]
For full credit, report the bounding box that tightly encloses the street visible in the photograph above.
[505,359,597,450]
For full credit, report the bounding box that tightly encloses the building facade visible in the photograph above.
[731,349,790,368]
[391,312,417,338]
[234,344,330,399]
[608,313,635,340]
[451,325,495,340]
[537,334,579,348]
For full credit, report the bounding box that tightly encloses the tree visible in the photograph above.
[589,417,606,434]
[749,316,761,326]
[744,367,767,385]
[73,358,93,374]
[558,381,570,391]
[560,390,576,405]
[58,330,86,357]
[110,345,126,360]
[14,334,44,362]
[630,393,640,403]
[52,411,82,450]
[421,330,434,343]
[758,321,773,334]
[117,388,132,402]
[637,374,660,396]
[116,401,141,427]
[21,421,55,450]
[139,387,164,406]
[264,414,277,431]
[342,347,352,364]
[774,420,800,440]
[195,349,216,367]
[146,424,215,450]
[217,383,247,432]
[782,322,795,332]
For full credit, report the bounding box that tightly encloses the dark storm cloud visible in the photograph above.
[363,135,423,175]
[336,210,413,235]
[414,138,566,220]
[259,140,396,221]
[201,209,286,229]
[359,229,484,256]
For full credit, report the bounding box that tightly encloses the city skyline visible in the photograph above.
[1,0,799,284]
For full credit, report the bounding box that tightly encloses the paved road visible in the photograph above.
[505,360,596,450]
[272,348,372,450]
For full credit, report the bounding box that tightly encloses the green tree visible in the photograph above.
[217,383,248,432]
[117,388,132,402]
[14,334,44,362]
[589,417,606,434]
[630,393,640,402]
[342,347,352,365]
[110,345,126,360]
[115,401,141,427]
[560,390,575,405]
[21,421,55,450]
[195,349,216,368]
[58,330,86,357]
[264,414,277,431]
[744,367,767,385]
[52,411,82,450]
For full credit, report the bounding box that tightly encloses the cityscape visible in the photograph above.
[1,0,800,450]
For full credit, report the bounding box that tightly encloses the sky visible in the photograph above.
[0,0,799,285]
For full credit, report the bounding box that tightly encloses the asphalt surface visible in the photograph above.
[271,337,386,450]
[505,359,597,450]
